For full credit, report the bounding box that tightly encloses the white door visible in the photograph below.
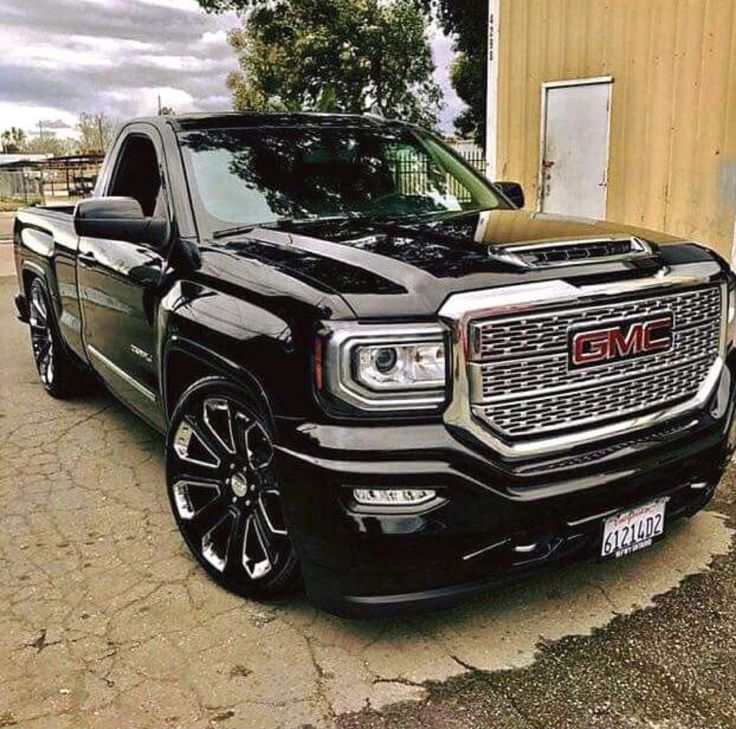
[539,79,612,219]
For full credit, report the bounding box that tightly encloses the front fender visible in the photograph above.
[158,280,319,423]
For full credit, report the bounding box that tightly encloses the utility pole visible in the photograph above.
[158,95,162,115]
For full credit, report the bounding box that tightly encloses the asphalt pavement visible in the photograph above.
[0,275,734,729]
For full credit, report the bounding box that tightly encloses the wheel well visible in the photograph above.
[163,347,272,424]
[164,349,218,418]
[22,267,38,296]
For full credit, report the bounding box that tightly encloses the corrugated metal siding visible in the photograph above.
[497,0,736,257]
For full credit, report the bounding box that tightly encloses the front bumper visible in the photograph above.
[274,359,736,619]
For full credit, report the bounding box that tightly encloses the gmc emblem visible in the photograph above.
[569,314,673,369]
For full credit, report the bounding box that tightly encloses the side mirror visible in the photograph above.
[494,181,525,209]
[74,196,170,249]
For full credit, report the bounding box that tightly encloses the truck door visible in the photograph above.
[77,127,168,430]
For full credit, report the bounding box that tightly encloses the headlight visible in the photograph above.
[355,342,446,390]
[317,323,448,411]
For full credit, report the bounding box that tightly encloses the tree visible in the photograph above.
[436,0,486,146]
[225,0,442,127]
[76,112,118,153]
[22,134,76,156]
[0,127,28,154]
[195,0,487,146]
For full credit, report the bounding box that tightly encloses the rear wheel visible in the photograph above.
[28,277,88,398]
[166,378,299,597]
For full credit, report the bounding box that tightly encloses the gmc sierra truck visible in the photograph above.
[13,113,736,617]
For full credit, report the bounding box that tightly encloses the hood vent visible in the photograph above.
[489,237,653,269]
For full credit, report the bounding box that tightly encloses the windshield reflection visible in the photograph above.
[179,125,502,236]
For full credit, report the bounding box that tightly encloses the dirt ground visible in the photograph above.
[1,275,735,729]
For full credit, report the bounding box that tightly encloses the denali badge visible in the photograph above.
[569,314,673,368]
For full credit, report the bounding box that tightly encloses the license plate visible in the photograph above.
[601,499,666,560]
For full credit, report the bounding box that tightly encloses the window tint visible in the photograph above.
[179,127,502,231]
[109,135,161,216]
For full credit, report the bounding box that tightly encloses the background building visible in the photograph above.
[487,0,736,261]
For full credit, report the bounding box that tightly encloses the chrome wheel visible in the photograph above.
[29,279,55,388]
[166,383,296,595]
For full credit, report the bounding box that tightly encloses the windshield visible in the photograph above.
[178,125,505,235]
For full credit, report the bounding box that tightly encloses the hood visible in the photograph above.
[209,209,717,319]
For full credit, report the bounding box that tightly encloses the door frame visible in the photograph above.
[537,76,613,214]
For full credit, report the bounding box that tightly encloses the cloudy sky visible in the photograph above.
[0,0,464,138]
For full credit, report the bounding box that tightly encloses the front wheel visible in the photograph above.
[165,378,299,597]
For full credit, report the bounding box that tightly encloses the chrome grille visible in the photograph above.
[468,285,723,439]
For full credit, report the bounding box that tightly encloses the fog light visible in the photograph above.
[352,488,436,506]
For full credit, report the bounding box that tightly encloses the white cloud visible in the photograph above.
[0,0,465,134]
[137,54,232,72]
[107,86,198,116]
[0,0,238,132]
[0,102,78,135]
[132,0,211,11]
[2,40,117,70]
[197,29,229,47]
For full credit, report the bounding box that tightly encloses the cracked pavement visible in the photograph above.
[1,276,735,729]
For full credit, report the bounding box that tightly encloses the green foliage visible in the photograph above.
[22,134,77,156]
[76,112,118,153]
[0,127,28,154]
[2,112,119,158]
[225,0,442,128]
[448,31,485,145]
[195,0,487,146]
[1,127,76,156]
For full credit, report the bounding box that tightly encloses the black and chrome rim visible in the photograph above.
[29,282,54,387]
[168,396,290,583]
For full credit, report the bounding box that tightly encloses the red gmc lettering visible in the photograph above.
[571,317,672,367]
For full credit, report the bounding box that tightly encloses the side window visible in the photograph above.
[108,135,162,217]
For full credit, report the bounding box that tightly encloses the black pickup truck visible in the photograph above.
[13,112,736,617]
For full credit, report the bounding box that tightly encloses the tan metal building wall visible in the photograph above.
[495,0,736,258]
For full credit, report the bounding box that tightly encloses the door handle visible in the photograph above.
[78,251,98,265]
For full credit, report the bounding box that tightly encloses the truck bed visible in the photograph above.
[20,203,76,217]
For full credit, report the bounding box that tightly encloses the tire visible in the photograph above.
[27,277,89,398]
[165,377,299,597]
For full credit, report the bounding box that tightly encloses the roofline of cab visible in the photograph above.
[121,111,423,133]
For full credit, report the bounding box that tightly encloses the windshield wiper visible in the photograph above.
[212,213,363,240]
[368,207,506,231]
[212,221,280,239]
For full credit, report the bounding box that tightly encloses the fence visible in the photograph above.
[0,147,488,207]
[0,155,104,204]
[393,146,488,205]
[457,149,487,176]
[0,169,43,202]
